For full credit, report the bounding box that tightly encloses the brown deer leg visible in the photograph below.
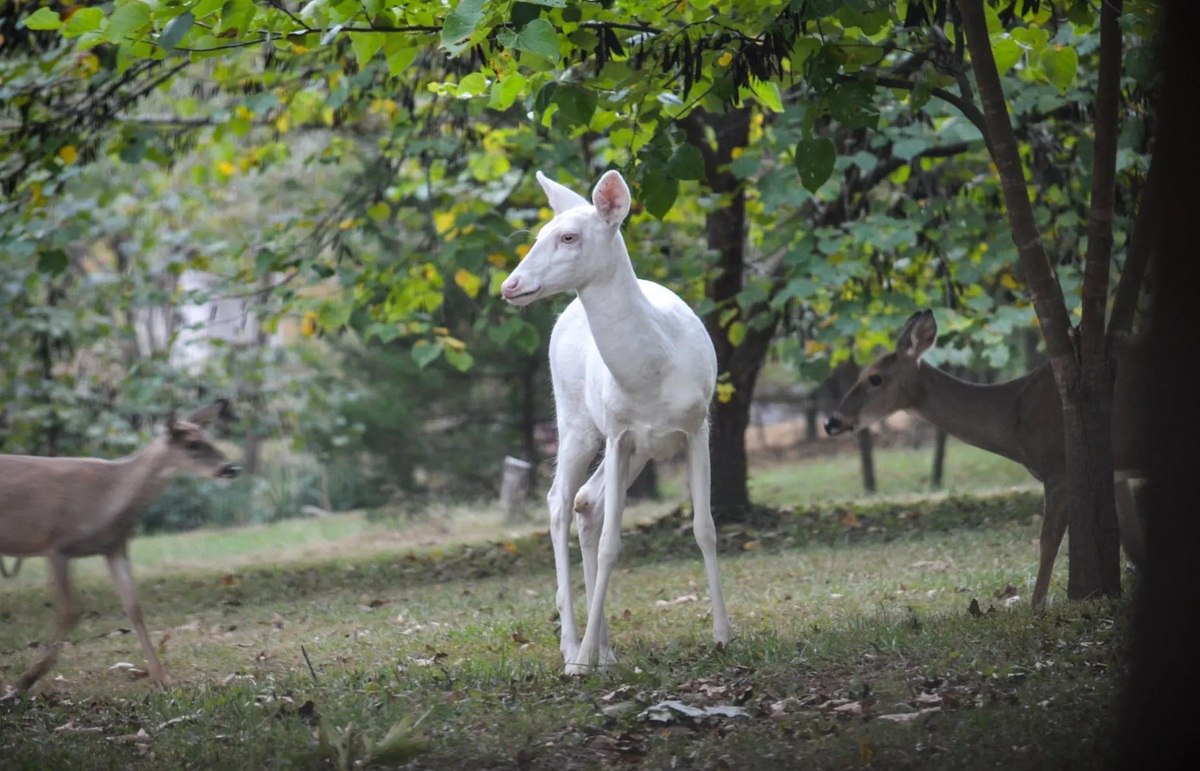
[106,545,166,686]
[1032,481,1069,608]
[12,555,78,693]
[1115,477,1147,568]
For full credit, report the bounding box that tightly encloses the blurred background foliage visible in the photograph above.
[0,0,1158,530]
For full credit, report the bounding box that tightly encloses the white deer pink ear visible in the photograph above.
[592,170,630,226]
[536,170,590,215]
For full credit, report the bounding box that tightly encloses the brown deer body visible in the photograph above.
[824,310,1148,606]
[0,400,240,696]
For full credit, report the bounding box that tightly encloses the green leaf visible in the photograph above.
[553,84,596,126]
[442,0,485,56]
[640,172,678,219]
[317,300,352,330]
[63,7,104,37]
[23,7,62,31]
[444,347,475,372]
[794,137,836,193]
[158,11,194,53]
[750,79,784,113]
[666,144,705,181]
[497,18,560,64]
[991,38,1022,75]
[106,2,152,42]
[255,248,278,276]
[367,202,391,222]
[827,82,878,129]
[489,72,527,110]
[350,32,385,67]
[1041,46,1078,93]
[727,320,747,346]
[411,340,443,368]
[36,249,69,276]
[384,42,419,77]
[891,137,930,161]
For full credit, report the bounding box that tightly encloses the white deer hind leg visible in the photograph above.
[688,423,731,646]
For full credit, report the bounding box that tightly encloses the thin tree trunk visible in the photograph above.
[930,429,948,489]
[957,0,1120,600]
[858,431,876,494]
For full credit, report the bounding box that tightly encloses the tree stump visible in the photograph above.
[500,456,533,522]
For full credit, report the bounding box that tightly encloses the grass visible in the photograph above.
[0,441,1132,770]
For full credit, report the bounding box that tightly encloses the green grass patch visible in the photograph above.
[2,444,1131,770]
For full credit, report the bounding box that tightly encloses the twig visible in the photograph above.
[301,645,319,682]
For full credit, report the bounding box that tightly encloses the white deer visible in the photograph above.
[500,169,731,674]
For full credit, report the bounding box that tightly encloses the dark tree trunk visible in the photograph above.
[1119,1,1200,761]
[857,431,876,494]
[930,429,948,489]
[626,460,659,500]
[682,107,780,522]
[958,0,1122,600]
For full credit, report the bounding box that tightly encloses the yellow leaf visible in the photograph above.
[538,207,554,221]
[716,382,735,404]
[718,51,733,67]
[235,105,253,121]
[433,211,456,236]
[731,146,744,160]
[301,311,318,337]
[516,244,530,260]
[77,53,99,77]
[804,339,827,356]
[338,217,355,230]
[1000,273,1021,291]
[441,336,466,352]
[454,268,482,298]
[487,252,508,268]
[58,145,78,165]
[275,112,291,133]
[501,542,520,555]
[217,160,236,176]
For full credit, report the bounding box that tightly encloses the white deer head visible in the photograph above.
[500,170,632,306]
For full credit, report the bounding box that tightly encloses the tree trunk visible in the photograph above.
[1119,0,1200,760]
[682,107,780,522]
[957,0,1121,600]
[930,429,948,489]
[858,431,876,494]
[626,460,659,500]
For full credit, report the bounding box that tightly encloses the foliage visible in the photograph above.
[0,0,1158,519]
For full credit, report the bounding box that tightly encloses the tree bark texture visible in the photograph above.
[1118,0,1200,762]
[957,0,1121,600]
[683,108,780,522]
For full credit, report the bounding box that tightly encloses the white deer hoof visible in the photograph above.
[564,645,617,676]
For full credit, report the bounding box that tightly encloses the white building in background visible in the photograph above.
[133,270,279,372]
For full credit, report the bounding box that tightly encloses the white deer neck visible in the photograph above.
[574,241,669,390]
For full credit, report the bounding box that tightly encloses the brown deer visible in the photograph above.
[823,310,1149,607]
[1,400,240,697]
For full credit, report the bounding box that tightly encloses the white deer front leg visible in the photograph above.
[568,433,630,674]
[548,432,598,665]
[688,422,731,646]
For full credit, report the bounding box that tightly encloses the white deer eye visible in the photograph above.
[560,233,577,244]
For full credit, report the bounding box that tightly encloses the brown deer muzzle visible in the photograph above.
[216,462,242,479]
[824,415,851,436]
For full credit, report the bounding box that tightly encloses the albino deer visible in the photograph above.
[0,400,241,696]
[824,310,1149,606]
[500,169,731,674]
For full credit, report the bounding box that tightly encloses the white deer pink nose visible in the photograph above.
[501,276,522,299]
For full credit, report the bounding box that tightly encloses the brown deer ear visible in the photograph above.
[183,399,231,427]
[896,309,938,358]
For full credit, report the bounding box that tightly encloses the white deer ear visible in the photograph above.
[592,170,630,226]
[536,170,589,215]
